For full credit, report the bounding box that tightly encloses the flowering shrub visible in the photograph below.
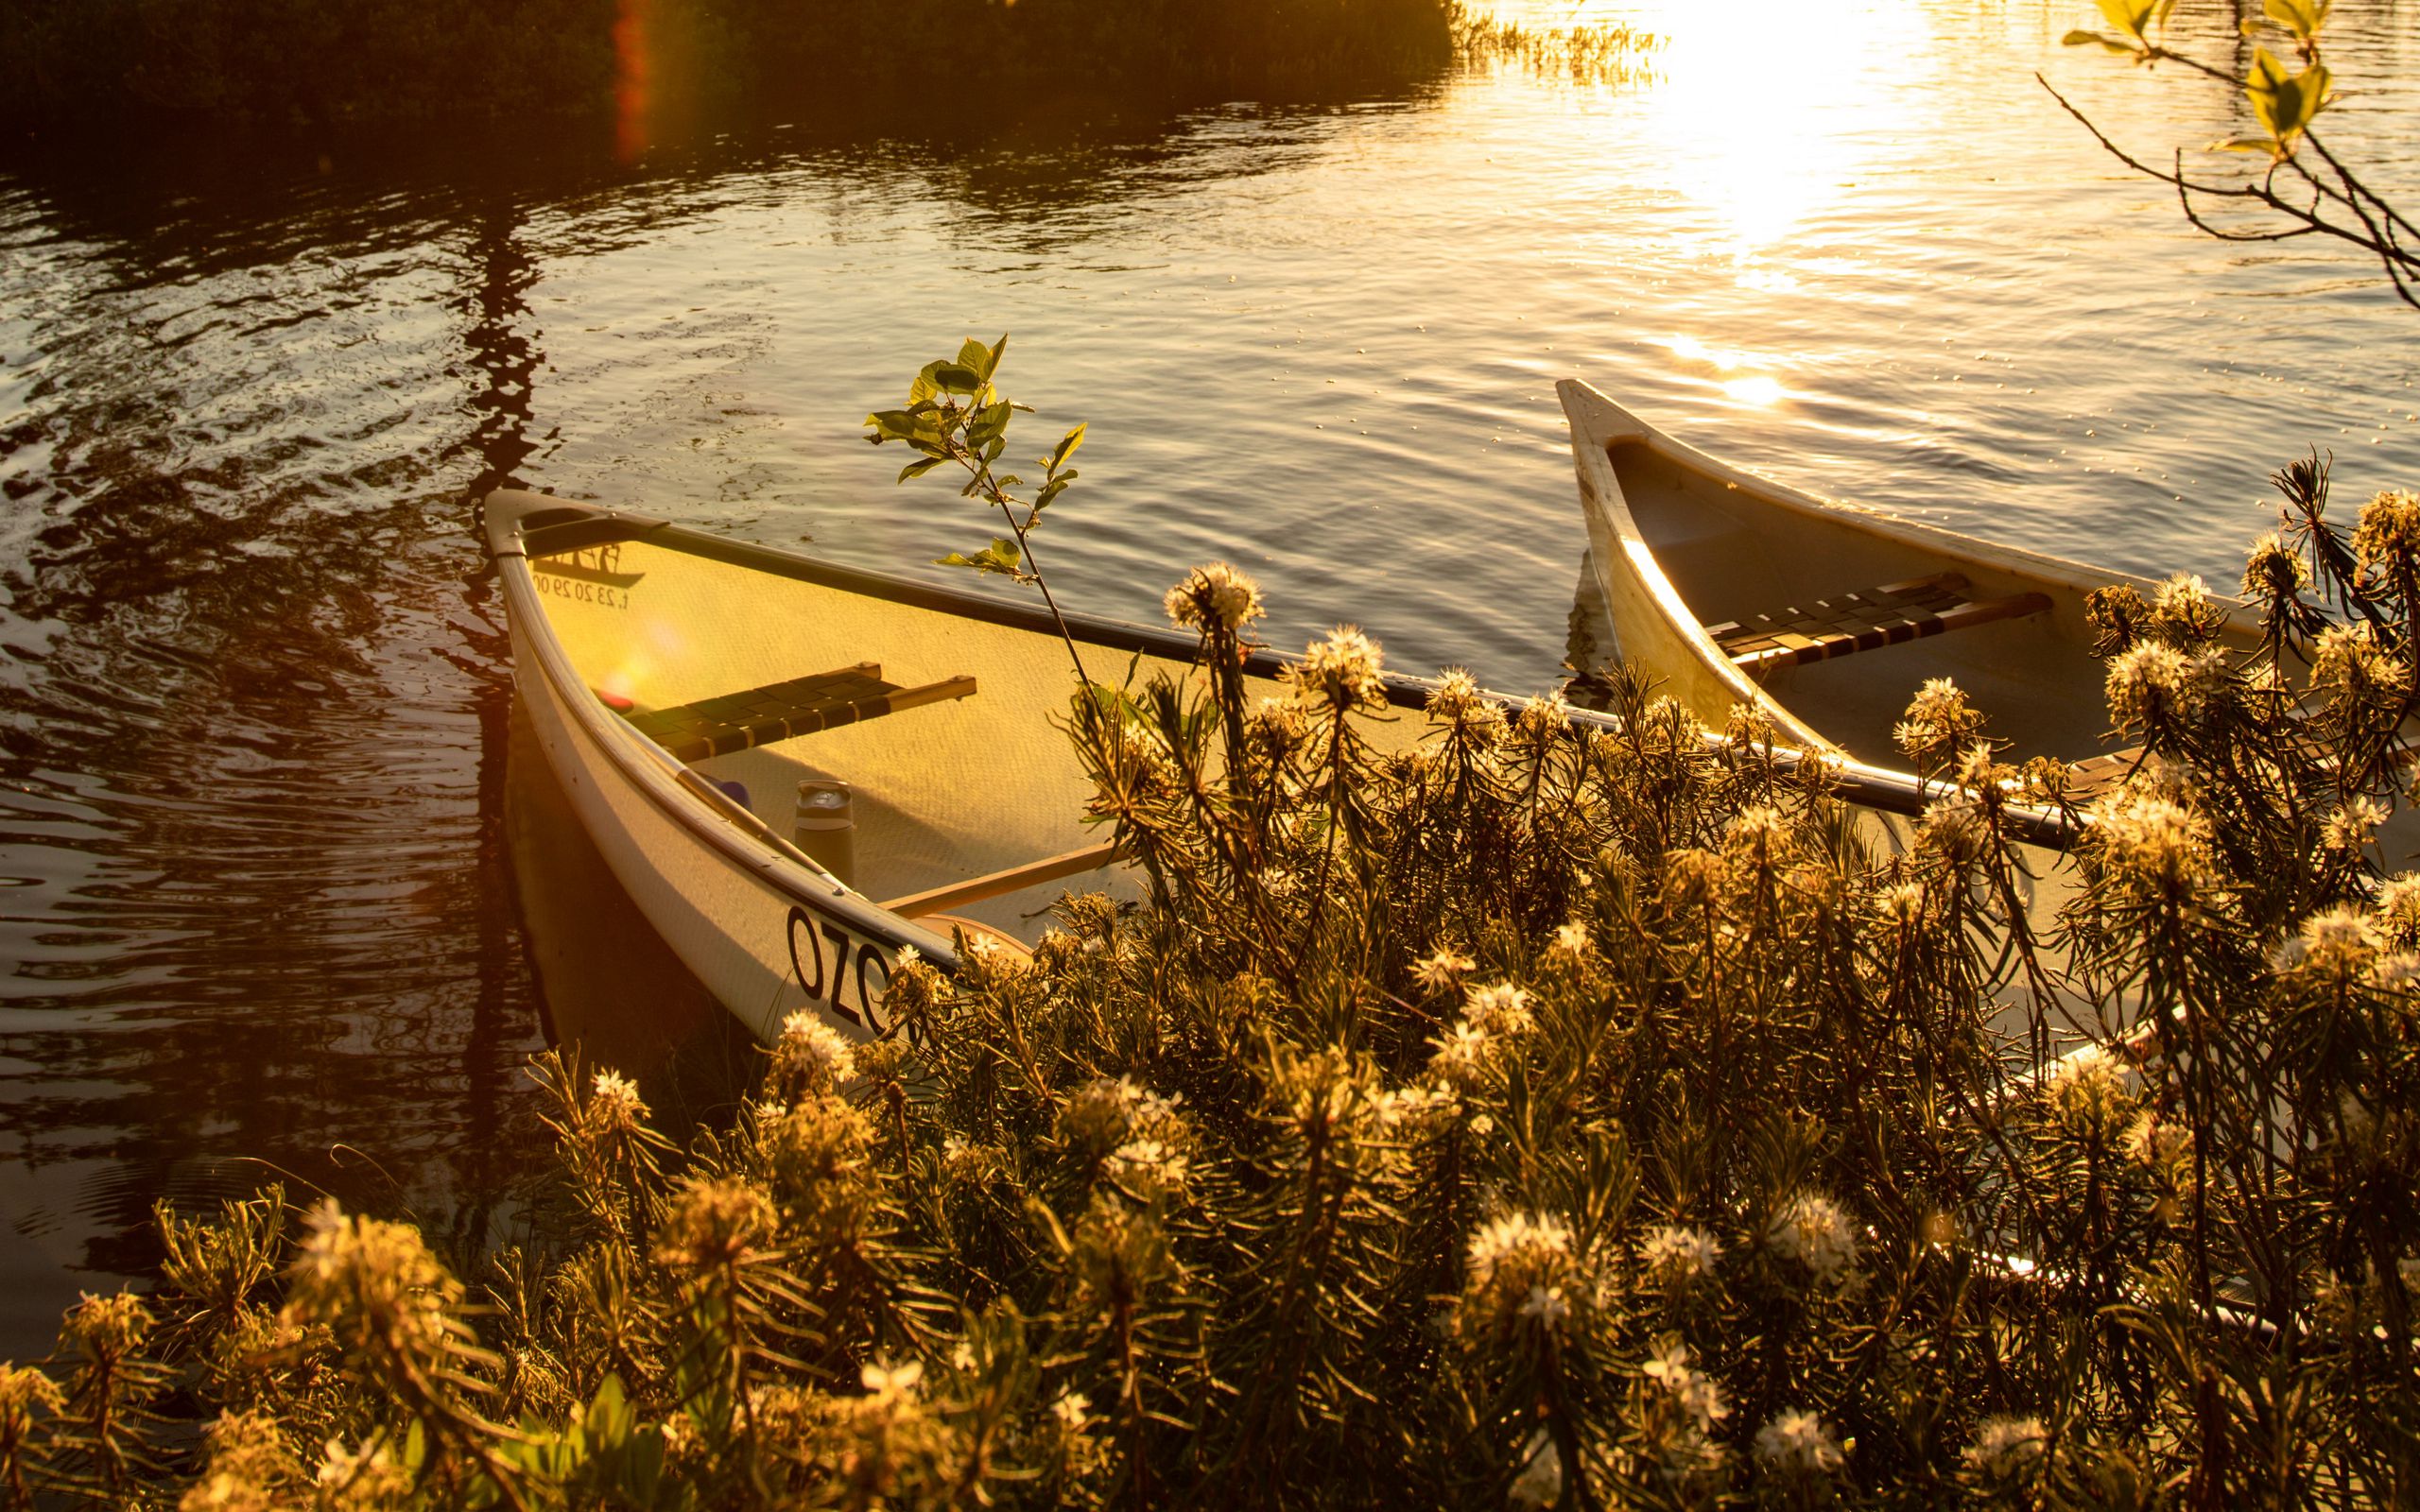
[2,454,2417,1508]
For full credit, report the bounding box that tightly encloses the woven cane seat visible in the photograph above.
[1709,573,2051,674]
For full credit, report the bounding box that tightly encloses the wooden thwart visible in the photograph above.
[1709,572,2051,673]
[621,662,977,762]
[881,842,1124,919]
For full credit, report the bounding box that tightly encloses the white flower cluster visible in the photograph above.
[1641,1343,1729,1433]
[589,1069,648,1134]
[1413,945,1477,992]
[1462,982,1534,1035]
[1467,1211,1573,1295]
[1963,1415,2047,1479]
[1765,1192,1858,1282]
[2044,1042,2132,1133]
[1754,1409,1842,1474]
[1640,1224,1721,1285]
[1288,625,1389,713]
[1059,1074,1186,1160]
[771,1010,856,1094]
[1162,561,1265,632]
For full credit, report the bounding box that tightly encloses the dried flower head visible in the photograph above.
[2090,786,2213,897]
[2323,797,2389,854]
[2353,488,2420,576]
[1964,1416,2048,1480]
[2376,873,2420,948]
[1104,1138,1191,1202]
[2044,1043,2133,1136]
[1895,677,1984,769]
[1412,945,1477,992]
[860,1359,925,1400]
[586,1069,648,1136]
[1163,561,1264,633]
[283,1202,458,1365]
[1877,882,1927,930]
[2124,1111,2190,1170]
[1287,626,1388,714]
[1765,1192,1858,1281]
[2104,641,2209,730]
[1550,919,1589,956]
[1754,1409,1844,1474]
[655,1177,778,1277]
[1426,668,1502,734]
[1512,688,1571,747]
[2289,904,2383,977]
[770,1011,856,1098]
[2241,529,2310,600]
[2151,572,2227,642]
[2313,622,2409,704]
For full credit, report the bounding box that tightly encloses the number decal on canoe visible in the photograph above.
[786,908,826,1001]
[854,949,892,1035]
[785,904,893,1033]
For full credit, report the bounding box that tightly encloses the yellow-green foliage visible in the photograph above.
[4,458,2420,1508]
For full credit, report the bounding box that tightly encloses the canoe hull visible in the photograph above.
[1558,378,2220,765]
[507,605,920,1044]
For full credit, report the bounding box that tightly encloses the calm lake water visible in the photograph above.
[2,0,2415,1355]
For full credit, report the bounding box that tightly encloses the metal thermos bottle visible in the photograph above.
[793,780,856,886]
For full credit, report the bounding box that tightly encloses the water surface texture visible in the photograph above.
[2,0,2416,1353]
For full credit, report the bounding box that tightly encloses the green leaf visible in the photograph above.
[956,336,991,373]
[981,333,1009,382]
[863,408,923,442]
[2063,27,2132,51]
[937,537,1025,577]
[2247,47,2331,153]
[931,362,985,395]
[2092,0,2172,47]
[908,364,942,404]
[2262,0,2329,43]
[897,457,946,484]
[1048,421,1087,472]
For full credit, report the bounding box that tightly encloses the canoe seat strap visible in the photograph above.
[880,841,1123,919]
[619,662,977,762]
[1708,572,2051,674]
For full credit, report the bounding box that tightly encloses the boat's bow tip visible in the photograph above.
[1554,377,1651,449]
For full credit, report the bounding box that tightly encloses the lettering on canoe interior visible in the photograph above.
[786,904,895,1033]
[533,545,645,610]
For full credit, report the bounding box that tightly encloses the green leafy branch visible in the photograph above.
[865,335,1095,685]
[2042,0,2413,308]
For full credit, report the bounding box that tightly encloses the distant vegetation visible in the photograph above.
[0,0,1489,129]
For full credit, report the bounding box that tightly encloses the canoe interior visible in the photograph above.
[1607,440,2135,767]
[527,531,1186,942]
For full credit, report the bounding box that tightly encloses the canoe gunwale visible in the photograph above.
[481,489,2079,985]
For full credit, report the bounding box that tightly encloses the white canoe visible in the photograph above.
[1557,379,2242,770]
[484,488,2074,1046]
